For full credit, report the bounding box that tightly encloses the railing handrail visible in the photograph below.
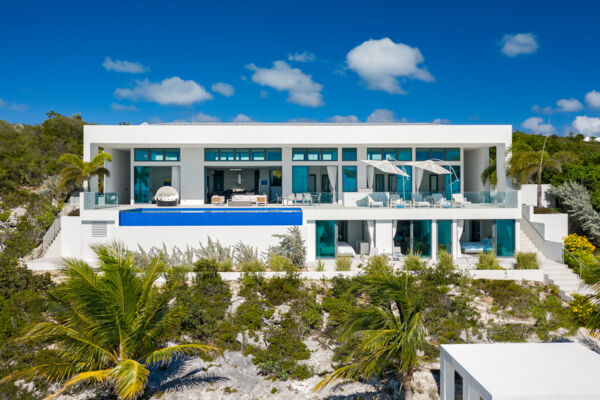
[41,215,61,254]
[563,247,591,277]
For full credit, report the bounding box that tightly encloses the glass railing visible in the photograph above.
[343,190,518,208]
[283,192,337,205]
[82,192,120,209]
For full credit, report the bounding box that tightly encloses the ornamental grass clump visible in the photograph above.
[404,253,425,271]
[516,252,538,270]
[335,256,352,271]
[476,251,501,270]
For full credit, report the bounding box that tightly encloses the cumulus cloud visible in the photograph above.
[572,116,600,135]
[366,109,406,123]
[246,61,323,107]
[346,37,433,94]
[111,103,138,111]
[102,56,148,73]
[327,115,360,123]
[232,113,253,122]
[531,104,553,114]
[115,77,213,105]
[175,112,220,123]
[211,82,234,97]
[500,33,539,57]
[585,90,600,109]
[556,98,583,112]
[432,118,451,124]
[288,51,316,63]
[521,117,556,134]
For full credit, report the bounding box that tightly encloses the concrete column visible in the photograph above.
[87,144,99,192]
[282,147,293,197]
[431,220,438,261]
[367,220,375,252]
[451,220,459,259]
[496,144,507,191]
[375,220,393,254]
[441,358,455,400]
[306,220,316,261]
[130,148,134,204]
[180,148,204,204]
[514,219,521,253]
[356,146,368,189]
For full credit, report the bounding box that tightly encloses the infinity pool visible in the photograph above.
[119,207,303,226]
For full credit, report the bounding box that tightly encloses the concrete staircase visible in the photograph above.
[27,231,63,271]
[520,229,593,299]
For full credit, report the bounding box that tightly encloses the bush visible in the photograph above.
[516,252,539,269]
[239,260,267,273]
[267,227,306,268]
[335,256,352,271]
[437,250,455,271]
[365,255,393,275]
[570,294,594,325]
[476,251,501,270]
[269,255,296,272]
[233,241,260,265]
[315,260,325,272]
[564,233,595,257]
[404,253,424,271]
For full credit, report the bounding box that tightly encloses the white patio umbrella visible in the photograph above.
[360,159,409,198]
[407,160,451,197]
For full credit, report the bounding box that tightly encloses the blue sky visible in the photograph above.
[1,0,600,135]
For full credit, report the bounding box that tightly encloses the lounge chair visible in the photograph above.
[452,193,472,208]
[295,193,305,205]
[390,194,408,208]
[285,193,296,205]
[211,195,225,206]
[432,193,451,208]
[368,195,384,208]
[412,193,430,208]
[303,193,313,205]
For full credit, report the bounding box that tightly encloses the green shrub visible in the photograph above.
[260,273,303,306]
[315,260,325,272]
[269,255,297,272]
[404,253,424,271]
[437,249,455,271]
[267,226,306,268]
[239,260,267,272]
[365,255,393,275]
[335,256,352,271]
[488,323,530,342]
[476,251,501,270]
[516,252,538,269]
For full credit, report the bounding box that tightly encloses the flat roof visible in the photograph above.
[442,343,600,399]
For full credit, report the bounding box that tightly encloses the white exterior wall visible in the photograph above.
[463,148,489,192]
[104,149,130,202]
[375,220,393,254]
[520,184,556,208]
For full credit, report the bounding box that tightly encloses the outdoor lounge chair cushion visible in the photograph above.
[155,186,179,206]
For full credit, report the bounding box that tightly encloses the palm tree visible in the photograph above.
[1,243,217,400]
[313,265,425,399]
[480,157,497,188]
[57,152,113,193]
[508,143,577,208]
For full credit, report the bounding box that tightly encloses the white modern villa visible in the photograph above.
[46,122,523,264]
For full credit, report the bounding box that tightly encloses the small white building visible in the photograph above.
[41,123,524,266]
[441,342,600,399]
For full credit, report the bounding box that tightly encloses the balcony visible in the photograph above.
[82,192,120,210]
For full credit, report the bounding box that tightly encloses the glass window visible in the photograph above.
[446,148,460,161]
[445,166,461,200]
[397,166,412,200]
[322,148,337,161]
[431,148,444,160]
[308,148,321,161]
[416,148,431,161]
[367,148,382,160]
[292,166,308,193]
[342,166,357,192]
[220,149,234,161]
[384,148,396,160]
[270,169,282,186]
[342,148,357,161]
[413,220,432,257]
[251,148,265,161]
[134,166,150,203]
[292,148,306,161]
[496,220,515,257]
[316,220,336,258]
[235,149,250,161]
[205,149,219,161]
[437,220,452,254]
[165,148,180,161]
[134,148,149,161]
[394,221,411,255]
[396,148,412,161]
[150,149,164,161]
[266,148,282,161]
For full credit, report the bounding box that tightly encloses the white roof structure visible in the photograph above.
[441,343,600,400]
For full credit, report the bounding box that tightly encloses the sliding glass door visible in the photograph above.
[316,220,336,258]
[496,219,515,257]
[134,166,150,203]
[413,220,432,257]
[437,220,452,254]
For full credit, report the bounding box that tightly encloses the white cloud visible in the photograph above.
[500,33,539,57]
[366,109,406,123]
[115,77,213,105]
[521,117,556,134]
[259,90,268,99]
[232,113,253,122]
[246,61,323,107]
[327,115,360,123]
[288,51,316,62]
[102,56,148,73]
[211,82,234,97]
[531,104,553,114]
[556,98,583,112]
[172,112,220,123]
[111,103,138,111]
[572,116,600,135]
[346,37,433,94]
[585,90,600,109]
[432,118,451,124]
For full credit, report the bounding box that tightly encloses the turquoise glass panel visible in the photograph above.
[445,166,461,200]
[220,149,234,161]
[397,148,412,161]
[292,148,306,161]
[134,148,149,161]
[205,149,219,161]
[322,148,337,161]
[416,148,430,161]
[165,149,180,161]
[266,148,282,161]
[431,148,444,160]
[292,166,308,193]
[397,166,412,200]
[446,148,460,161]
[367,148,382,160]
[134,166,150,203]
[496,220,515,257]
[251,148,265,161]
[384,148,396,160]
[316,220,336,258]
[437,220,452,254]
[235,149,250,161]
[342,148,357,161]
[342,166,357,192]
[308,148,321,161]
[413,220,432,257]
[150,149,164,161]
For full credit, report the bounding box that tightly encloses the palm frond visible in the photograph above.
[110,359,149,400]
[313,362,363,391]
[44,368,112,400]
[144,344,219,366]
